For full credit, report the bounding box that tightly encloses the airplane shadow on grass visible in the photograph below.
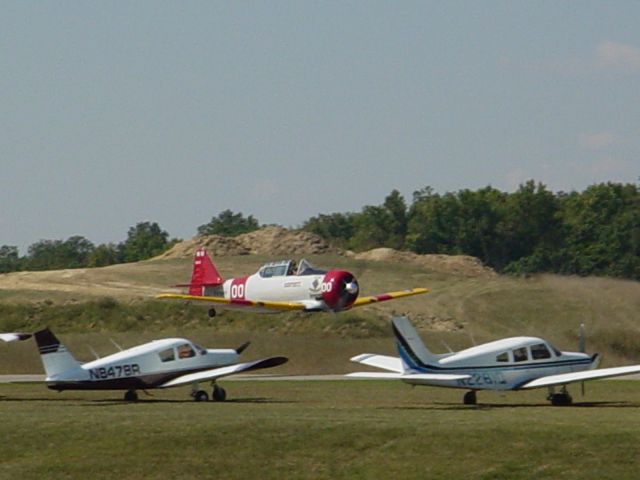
[379,400,640,411]
[0,395,297,406]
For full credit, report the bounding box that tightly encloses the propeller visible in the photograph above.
[334,274,359,311]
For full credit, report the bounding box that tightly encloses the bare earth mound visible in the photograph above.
[349,247,495,277]
[155,226,334,259]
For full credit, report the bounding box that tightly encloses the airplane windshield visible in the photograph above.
[192,343,207,355]
[296,259,327,276]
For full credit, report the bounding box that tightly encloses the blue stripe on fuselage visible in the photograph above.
[396,342,593,374]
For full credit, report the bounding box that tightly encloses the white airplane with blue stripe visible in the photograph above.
[348,316,640,406]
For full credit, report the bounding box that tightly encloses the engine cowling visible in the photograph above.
[321,270,359,311]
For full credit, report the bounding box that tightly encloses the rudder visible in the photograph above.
[188,248,224,296]
[34,328,82,378]
[391,316,438,371]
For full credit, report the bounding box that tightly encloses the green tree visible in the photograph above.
[559,183,640,279]
[120,222,170,262]
[302,212,356,248]
[87,243,121,267]
[197,210,260,237]
[0,245,21,273]
[25,236,95,271]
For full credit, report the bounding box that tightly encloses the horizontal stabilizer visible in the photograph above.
[0,333,32,343]
[350,354,404,373]
[158,356,288,388]
[520,365,640,389]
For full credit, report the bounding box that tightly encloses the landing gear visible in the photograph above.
[212,384,227,402]
[463,391,477,405]
[124,390,138,402]
[547,386,573,406]
[208,308,216,318]
[193,390,209,402]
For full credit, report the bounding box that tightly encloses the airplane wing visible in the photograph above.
[350,353,404,373]
[351,288,428,308]
[158,356,288,388]
[155,293,306,312]
[520,365,640,389]
[0,333,32,342]
[346,372,470,381]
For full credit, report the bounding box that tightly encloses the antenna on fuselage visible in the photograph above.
[441,340,454,353]
[109,338,123,351]
[88,345,100,360]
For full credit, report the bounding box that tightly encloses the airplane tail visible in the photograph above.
[34,328,82,378]
[391,316,439,372]
[175,248,224,296]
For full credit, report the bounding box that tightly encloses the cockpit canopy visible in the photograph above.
[257,259,327,278]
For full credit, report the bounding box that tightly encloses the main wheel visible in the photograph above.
[550,393,572,406]
[212,385,227,402]
[208,308,217,318]
[124,390,138,402]
[194,390,209,402]
[463,391,477,405]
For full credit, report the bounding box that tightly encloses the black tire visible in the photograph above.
[463,391,477,405]
[124,390,138,402]
[208,308,217,318]
[212,385,227,402]
[550,393,572,406]
[194,390,209,402]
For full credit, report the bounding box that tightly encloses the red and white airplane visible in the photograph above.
[156,248,427,316]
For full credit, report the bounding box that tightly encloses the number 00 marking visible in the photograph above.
[231,284,245,299]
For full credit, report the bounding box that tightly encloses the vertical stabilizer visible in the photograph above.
[391,316,438,371]
[188,248,224,296]
[34,328,81,378]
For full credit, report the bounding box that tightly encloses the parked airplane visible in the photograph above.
[347,316,640,406]
[156,248,427,316]
[0,329,287,402]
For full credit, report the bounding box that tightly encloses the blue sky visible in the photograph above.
[1,1,639,253]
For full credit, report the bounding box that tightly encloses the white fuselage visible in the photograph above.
[399,336,597,391]
[45,338,239,390]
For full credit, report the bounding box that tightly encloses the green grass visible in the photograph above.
[1,380,640,479]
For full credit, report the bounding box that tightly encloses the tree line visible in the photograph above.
[302,181,639,280]
[1,183,638,280]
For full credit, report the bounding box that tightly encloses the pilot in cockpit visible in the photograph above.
[287,261,297,276]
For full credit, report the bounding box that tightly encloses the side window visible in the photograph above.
[513,347,528,362]
[159,348,175,363]
[531,343,551,360]
[260,267,274,278]
[177,343,195,359]
[496,352,509,362]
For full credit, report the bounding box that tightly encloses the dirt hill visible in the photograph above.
[155,226,335,259]
[348,248,496,277]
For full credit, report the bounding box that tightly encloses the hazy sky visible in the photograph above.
[1,2,639,254]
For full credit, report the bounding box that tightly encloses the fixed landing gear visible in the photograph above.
[463,391,477,405]
[190,382,227,402]
[193,390,209,402]
[547,386,573,406]
[208,308,216,318]
[124,390,138,402]
[212,384,227,402]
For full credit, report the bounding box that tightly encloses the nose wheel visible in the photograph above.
[208,308,216,318]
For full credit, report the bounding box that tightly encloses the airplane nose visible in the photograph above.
[345,281,359,295]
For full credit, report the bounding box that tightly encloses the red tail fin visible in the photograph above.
[175,248,224,296]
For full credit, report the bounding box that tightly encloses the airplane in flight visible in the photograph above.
[0,329,287,402]
[156,248,427,316]
[347,316,640,406]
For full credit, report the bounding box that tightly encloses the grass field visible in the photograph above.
[1,380,640,479]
